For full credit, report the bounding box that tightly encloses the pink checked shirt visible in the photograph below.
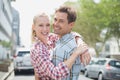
[30,33,69,80]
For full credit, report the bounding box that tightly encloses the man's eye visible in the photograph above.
[59,20,64,23]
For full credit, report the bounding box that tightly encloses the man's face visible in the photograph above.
[53,12,74,38]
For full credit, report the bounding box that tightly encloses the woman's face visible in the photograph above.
[33,16,50,42]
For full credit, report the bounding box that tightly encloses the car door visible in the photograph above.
[86,59,98,78]
[89,60,100,78]
[96,60,106,77]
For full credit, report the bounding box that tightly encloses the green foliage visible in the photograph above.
[0,40,11,48]
[64,0,120,48]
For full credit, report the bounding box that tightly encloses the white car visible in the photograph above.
[81,57,98,72]
[13,48,33,72]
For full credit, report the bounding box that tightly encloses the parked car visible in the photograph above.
[84,58,120,80]
[81,57,98,72]
[13,48,33,72]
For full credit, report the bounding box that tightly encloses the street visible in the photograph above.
[12,71,93,80]
[78,72,93,80]
[12,70,34,80]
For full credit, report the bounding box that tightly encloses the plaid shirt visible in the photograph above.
[52,32,88,80]
[30,33,69,80]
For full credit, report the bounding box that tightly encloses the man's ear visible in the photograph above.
[70,22,75,28]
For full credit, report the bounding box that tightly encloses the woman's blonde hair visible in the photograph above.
[31,12,49,42]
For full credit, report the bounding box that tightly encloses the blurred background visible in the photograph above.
[0,0,120,80]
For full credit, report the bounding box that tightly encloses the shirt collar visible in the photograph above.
[34,37,41,42]
[57,32,74,43]
[34,37,52,49]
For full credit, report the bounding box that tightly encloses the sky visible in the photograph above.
[11,0,77,47]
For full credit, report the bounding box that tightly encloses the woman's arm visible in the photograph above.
[34,69,39,80]
[73,32,91,66]
[30,43,83,79]
[30,44,69,79]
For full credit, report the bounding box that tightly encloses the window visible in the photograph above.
[105,44,110,52]
[109,60,120,68]
[17,51,30,57]
[95,60,106,65]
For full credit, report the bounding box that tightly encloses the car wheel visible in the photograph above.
[14,70,20,75]
[98,73,104,80]
[84,70,88,77]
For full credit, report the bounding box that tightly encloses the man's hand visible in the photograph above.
[80,50,91,66]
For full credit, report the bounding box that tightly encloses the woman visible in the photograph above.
[30,13,85,80]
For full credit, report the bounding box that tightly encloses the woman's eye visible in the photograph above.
[39,24,43,27]
[46,24,50,27]
[54,18,57,21]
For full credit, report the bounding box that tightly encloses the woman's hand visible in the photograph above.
[80,50,91,66]
[73,45,88,56]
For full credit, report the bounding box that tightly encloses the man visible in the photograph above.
[52,5,91,80]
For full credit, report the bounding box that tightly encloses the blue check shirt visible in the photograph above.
[52,33,81,80]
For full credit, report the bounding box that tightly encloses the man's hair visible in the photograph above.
[55,5,77,23]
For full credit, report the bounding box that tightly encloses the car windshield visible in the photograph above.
[95,60,106,65]
[17,51,30,57]
[109,60,120,68]
[89,60,97,65]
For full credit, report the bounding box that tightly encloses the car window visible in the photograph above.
[95,60,106,65]
[89,60,97,65]
[109,60,120,68]
[89,61,94,65]
[17,51,30,57]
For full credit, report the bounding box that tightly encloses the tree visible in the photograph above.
[64,0,120,55]
[0,40,11,48]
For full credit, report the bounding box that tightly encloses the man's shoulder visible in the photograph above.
[71,31,83,39]
[61,37,77,52]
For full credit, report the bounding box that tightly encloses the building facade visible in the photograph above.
[100,37,120,60]
[0,0,19,60]
[12,7,20,46]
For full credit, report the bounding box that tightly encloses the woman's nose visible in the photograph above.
[42,26,46,30]
[43,26,49,31]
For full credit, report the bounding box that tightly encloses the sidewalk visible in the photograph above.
[0,62,14,80]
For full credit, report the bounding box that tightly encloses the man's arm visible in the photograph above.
[75,36,91,66]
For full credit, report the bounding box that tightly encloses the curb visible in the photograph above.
[0,62,14,80]
[1,69,14,80]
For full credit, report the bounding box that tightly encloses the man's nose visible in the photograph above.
[54,21,58,25]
